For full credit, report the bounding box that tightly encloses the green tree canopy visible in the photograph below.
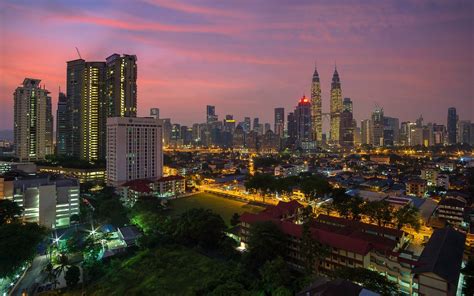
[331,267,398,296]
[244,221,287,273]
[394,204,420,230]
[65,265,81,288]
[0,199,23,225]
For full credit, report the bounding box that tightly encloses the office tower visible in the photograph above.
[416,115,423,127]
[429,124,446,146]
[106,117,163,186]
[150,108,160,119]
[66,59,107,161]
[264,123,271,134]
[224,115,236,132]
[45,93,54,155]
[310,66,322,142]
[343,97,353,113]
[1,173,80,228]
[56,92,68,155]
[106,54,137,117]
[13,78,53,161]
[295,95,312,143]
[233,125,245,148]
[340,109,354,147]
[330,67,342,144]
[354,127,361,146]
[458,120,472,145]
[447,107,457,144]
[171,124,181,141]
[274,108,285,138]
[371,107,384,146]
[384,117,400,146]
[287,112,297,147]
[253,118,259,132]
[400,122,417,146]
[206,105,217,123]
[243,117,251,133]
[161,119,172,146]
[361,119,372,145]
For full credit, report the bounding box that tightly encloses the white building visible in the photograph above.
[0,173,79,228]
[106,117,163,186]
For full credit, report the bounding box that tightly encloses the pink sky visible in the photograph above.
[0,0,472,130]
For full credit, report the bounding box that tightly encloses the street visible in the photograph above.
[10,255,48,296]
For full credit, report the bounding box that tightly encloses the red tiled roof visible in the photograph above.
[157,175,185,182]
[121,179,153,193]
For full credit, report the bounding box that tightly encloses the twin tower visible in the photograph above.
[310,66,343,144]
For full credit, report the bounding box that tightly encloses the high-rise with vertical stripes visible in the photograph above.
[330,67,342,144]
[106,54,137,118]
[310,66,322,143]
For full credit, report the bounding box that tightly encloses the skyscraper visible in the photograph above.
[106,54,137,117]
[287,112,297,147]
[371,107,384,146]
[80,61,107,161]
[243,117,251,133]
[56,92,68,155]
[340,98,355,147]
[330,67,342,144]
[66,59,107,161]
[383,117,400,146]
[361,119,372,145]
[274,108,285,138]
[343,97,353,113]
[447,107,457,144]
[295,95,312,144]
[310,66,322,143]
[13,78,53,161]
[206,105,217,123]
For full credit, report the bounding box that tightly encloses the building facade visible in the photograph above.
[447,107,457,145]
[329,68,342,144]
[56,92,68,155]
[14,78,53,161]
[106,117,163,186]
[311,66,323,143]
[106,54,137,118]
[274,108,285,138]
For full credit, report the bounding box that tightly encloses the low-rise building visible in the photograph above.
[437,196,467,226]
[406,179,427,197]
[157,175,186,197]
[38,165,106,184]
[274,163,308,177]
[0,172,79,228]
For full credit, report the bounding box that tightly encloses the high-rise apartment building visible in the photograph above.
[274,108,285,138]
[106,117,163,186]
[56,92,68,155]
[66,59,107,161]
[447,107,457,144]
[361,119,372,145]
[106,54,137,117]
[310,66,322,143]
[295,95,312,144]
[13,78,53,161]
[330,68,342,144]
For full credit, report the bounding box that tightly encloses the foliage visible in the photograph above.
[300,221,328,275]
[244,221,287,273]
[0,199,23,225]
[332,194,364,220]
[91,187,129,226]
[173,208,227,249]
[300,175,332,199]
[65,265,81,288]
[259,256,292,294]
[331,267,398,296]
[0,222,47,277]
[394,204,420,230]
[253,156,281,168]
[363,200,393,227]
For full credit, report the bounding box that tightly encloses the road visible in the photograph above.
[11,255,48,296]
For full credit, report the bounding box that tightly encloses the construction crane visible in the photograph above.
[75,47,82,59]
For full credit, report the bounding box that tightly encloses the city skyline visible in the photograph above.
[0,0,473,129]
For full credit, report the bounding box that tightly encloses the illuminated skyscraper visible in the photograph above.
[371,107,384,146]
[13,78,53,161]
[447,107,457,144]
[330,67,342,144]
[310,66,322,142]
[295,95,312,143]
[65,59,107,161]
[206,105,217,123]
[274,108,285,138]
[56,92,68,155]
[106,54,137,117]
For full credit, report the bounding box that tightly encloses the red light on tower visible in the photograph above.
[299,95,310,105]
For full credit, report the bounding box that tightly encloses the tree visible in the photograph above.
[363,200,393,227]
[244,221,287,273]
[331,267,398,296]
[0,199,23,225]
[65,265,81,288]
[461,259,474,295]
[259,257,292,294]
[230,213,240,227]
[0,222,47,277]
[300,221,329,275]
[394,204,420,230]
[300,175,332,200]
[174,208,227,249]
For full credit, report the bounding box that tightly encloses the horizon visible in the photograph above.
[0,0,472,129]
